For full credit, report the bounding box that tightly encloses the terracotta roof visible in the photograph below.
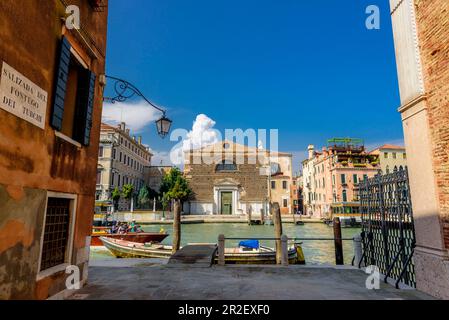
[378,144,405,150]
[370,144,405,153]
[101,122,117,131]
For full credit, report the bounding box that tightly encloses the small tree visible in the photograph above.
[122,184,135,211]
[138,186,150,209]
[122,184,134,199]
[111,187,121,211]
[161,168,192,253]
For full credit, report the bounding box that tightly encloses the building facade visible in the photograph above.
[302,139,380,220]
[389,0,449,298]
[144,165,173,193]
[291,175,303,214]
[97,122,152,210]
[183,141,293,216]
[269,152,293,214]
[0,0,108,299]
[369,144,407,174]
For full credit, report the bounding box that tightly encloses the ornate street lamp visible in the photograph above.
[103,75,172,138]
[155,116,172,138]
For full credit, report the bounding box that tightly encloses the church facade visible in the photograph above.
[183,141,292,216]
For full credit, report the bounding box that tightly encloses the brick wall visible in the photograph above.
[414,0,449,248]
[185,156,267,202]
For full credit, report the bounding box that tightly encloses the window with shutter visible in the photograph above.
[51,37,96,146]
[51,37,71,131]
[73,69,96,145]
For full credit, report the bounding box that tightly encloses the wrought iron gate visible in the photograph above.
[359,167,416,288]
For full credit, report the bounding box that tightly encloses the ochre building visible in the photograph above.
[0,0,108,299]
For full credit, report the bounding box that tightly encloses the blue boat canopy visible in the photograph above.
[239,240,259,249]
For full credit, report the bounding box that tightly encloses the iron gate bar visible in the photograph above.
[396,246,415,289]
[359,167,416,288]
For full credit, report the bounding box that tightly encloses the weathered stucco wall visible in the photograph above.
[0,186,46,299]
[0,0,108,299]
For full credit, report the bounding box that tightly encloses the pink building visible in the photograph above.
[302,138,380,222]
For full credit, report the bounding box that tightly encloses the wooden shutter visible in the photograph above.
[83,71,96,146]
[73,69,96,146]
[51,37,71,130]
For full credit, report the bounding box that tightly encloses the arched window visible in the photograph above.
[216,161,237,172]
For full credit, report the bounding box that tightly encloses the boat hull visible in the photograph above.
[100,237,173,258]
[217,247,300,265]
[101,238,305,264]
[91,233,168,247]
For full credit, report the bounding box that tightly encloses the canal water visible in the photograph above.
[91,223,361,265]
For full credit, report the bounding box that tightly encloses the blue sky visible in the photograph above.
[103,0,403,172]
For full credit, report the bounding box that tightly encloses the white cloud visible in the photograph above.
[169,114,220,165]
[181,114,220,152]
[102,100,162,133]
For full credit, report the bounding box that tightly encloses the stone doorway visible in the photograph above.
[220,192,233,215]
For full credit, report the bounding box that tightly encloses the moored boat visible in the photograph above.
[91,227,169,246]
[100,237,173,258]
[218,245,302,264]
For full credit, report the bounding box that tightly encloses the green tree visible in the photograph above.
[138,186,150,208]
[160,168,192,253]
[121,184,134,200]
[111,187,121,210]
[160,167,183,194]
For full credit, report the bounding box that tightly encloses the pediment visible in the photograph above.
[214,178,240,186]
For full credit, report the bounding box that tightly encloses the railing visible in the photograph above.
[217,218,357,266]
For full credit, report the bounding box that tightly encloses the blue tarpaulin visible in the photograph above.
[239,240,260,249]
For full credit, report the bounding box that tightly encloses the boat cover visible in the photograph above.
[239,240,260,249]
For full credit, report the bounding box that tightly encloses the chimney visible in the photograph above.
[138,136,142,144]
[126,128,130,135]
[120,122,126,131]
[308,145,315,159]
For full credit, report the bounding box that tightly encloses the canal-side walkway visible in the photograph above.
[110,213,323,225]
[68,260,433,300]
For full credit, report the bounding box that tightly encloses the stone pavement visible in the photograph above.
[68,260,433,300]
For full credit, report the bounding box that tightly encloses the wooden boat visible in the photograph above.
[91,227,168,247]
[100,237,173,258]
[218,245,304,265]
[101,237,306,264]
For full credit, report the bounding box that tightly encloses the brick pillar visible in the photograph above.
[390,0,449,298]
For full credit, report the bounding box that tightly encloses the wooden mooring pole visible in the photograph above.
[281,234,289,266]
[218,234,225,266]
[333,217,344,265]
[271,202,283,264]
[172,199,181,254]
